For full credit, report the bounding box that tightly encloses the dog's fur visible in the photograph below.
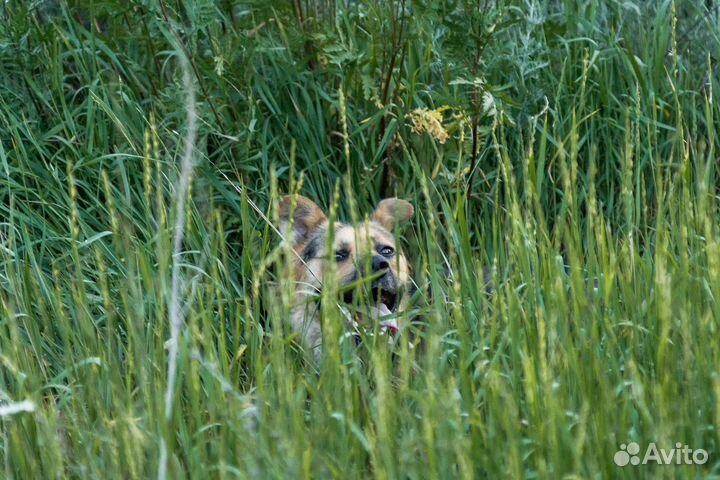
[278,194,414,356]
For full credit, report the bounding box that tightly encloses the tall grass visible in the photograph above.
[1,0,720,478]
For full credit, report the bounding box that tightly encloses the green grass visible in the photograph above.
[2,0,720,478]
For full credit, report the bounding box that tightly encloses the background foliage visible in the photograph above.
[2,0,720,478]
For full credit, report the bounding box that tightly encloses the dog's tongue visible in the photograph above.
[369,302,392,319]
[370,303,399,334]
[379,318,399,334]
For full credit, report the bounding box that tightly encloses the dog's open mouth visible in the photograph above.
[345,287,400,334]
[367,288,399,334]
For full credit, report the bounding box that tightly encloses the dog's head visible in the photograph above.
[279,194,414,333]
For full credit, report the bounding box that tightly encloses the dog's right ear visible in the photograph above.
[278,195,327,245]
[372,198,414,231]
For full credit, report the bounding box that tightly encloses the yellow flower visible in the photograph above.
[407,106,450,144]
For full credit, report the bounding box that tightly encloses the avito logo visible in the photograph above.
[614,442,708,467]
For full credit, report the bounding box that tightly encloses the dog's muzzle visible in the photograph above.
[341,254,401,334]
[368,255,399,334]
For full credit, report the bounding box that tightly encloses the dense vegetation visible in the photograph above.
[2,0,720,477]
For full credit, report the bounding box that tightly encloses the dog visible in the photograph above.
[278,194,414,357]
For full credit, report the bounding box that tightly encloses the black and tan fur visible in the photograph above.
[278,195,414,356]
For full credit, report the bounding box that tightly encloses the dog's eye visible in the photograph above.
[379,246,394,257]
[335,249,350,262]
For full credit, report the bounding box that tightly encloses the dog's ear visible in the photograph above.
[372,198,414,231]
[278,194,327,245]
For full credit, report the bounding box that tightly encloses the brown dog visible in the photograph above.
[278,195,414,356]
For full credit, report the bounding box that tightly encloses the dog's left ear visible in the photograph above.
[372,198,414,231]
[278,194,328,245]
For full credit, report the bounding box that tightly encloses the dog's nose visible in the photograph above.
[372,255,390,273]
